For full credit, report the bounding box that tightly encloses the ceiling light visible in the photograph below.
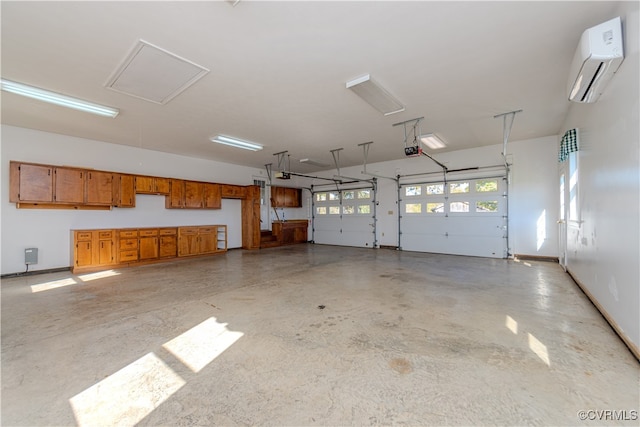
[1,79,119,118]
[420,133,447,149]
[300,158,329,167]
[346,74,405,116]
[210,135,263,151]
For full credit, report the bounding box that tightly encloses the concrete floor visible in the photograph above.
[1,244,638,426]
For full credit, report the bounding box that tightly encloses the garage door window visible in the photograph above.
[405,186,421,196]
[476,201,498,212]
[426,202,445,213]
[450,182,469,193]
[405,203,422,213]
[316,207,327,215]
[426,184,444,195]
[476,179,498,192]
[450,201,470,212]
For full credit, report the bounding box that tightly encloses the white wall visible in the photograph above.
[311,136,559,257]
[1,125,265,275]
[560,2,639,352]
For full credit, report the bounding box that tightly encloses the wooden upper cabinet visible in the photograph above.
[271,186,302,207]
[135,176,170,195]
[54,167,85,204]
[221,184,247,199]
[184,181,204,208]
[112,174,135,208]
[166,179,185,208]
[10,162,53,202]
[203,183,222,209]
[86,171,113,205]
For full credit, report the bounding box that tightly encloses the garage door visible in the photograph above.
[312,186,376,248]
[400,176,507,258]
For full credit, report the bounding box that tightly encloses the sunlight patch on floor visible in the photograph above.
[30,278,77,293]
[163,317,244,373]
[69,352,185,427]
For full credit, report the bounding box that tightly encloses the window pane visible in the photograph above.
[426,184,444,195]
[329,206,340,215]
[476,201,498,212]
[316,206,327,215]
[405,186,421,196]
[343,191,355,200]
[405,203,422,213]
[316,193,327,202]
[450,182,469,193]
[329,192,340,201]
[450,201,469,212]
[426,202,444,213]
[357,189,371,199]
[343,205,355,214]
[476,179,498,192]
[358,205,371,214]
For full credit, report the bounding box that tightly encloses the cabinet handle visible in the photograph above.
[48,169,51,176]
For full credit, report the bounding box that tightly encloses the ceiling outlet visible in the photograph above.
[105,39,209,104]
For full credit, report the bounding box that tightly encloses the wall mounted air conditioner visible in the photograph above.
[568,16,624,103]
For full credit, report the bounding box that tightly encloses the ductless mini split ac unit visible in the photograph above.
[568,16,624,103]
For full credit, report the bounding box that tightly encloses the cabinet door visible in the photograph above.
[54,167,85,203]
[87,171,113,205]
[203,183,222,209]
[198,227,217,254]
[135,176,154,193]
[167,179,185,208]
[18,163,54,202]
[159,235,177,258]
[98,237,114,265]
[178,227,199,256]
[271,186,285,207]
[139,236,159,260]
[113,174,135,207]
[184,181,204,208]
[282,187,301,207]
[155,178,170,194]
[75,232,93,267]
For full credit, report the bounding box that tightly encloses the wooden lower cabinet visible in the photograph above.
[159,228,177,258]
[73,225,226,273]
[139,229,159,260]
[178,226,226,257]
[73,230,115,269]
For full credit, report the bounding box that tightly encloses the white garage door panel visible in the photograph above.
[399,177,507,258]
[313,187,375,248]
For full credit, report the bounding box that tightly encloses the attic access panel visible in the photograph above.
[106,40,209,104]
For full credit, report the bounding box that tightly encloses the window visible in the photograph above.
[426,202,444,213]
[476,179,498,192]
[569,151,579,221]
[316,206,327,215]
[358,205,371,214]
[329,206,340,215]
[357,189,371,199]
[426,184,444,195]
[329,192,340,201]
[343,205,355,214]
[450,182,469,194]
[450,201,469,212]
[316,193,327,202]
[476,201,498,212]
[343,191,355,200]
[405,186,421,196]
[405,203,422,213]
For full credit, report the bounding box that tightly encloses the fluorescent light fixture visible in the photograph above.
[210,135,263,151]
[420,133,447,149]
[346,74,405,116]
[300,158,329,167]
[1,79,119,118]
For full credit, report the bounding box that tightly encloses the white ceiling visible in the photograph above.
[1,1,619,172]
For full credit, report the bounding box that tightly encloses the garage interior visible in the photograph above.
[2,246,638,425]
[1,1,639,426]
